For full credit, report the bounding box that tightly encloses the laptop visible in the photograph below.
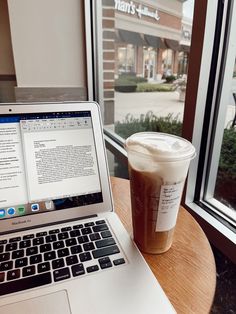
[0,101,175,314]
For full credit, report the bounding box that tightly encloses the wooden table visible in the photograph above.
[111,176,216,314]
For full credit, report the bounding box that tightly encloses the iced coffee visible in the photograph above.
[125,132,196,254]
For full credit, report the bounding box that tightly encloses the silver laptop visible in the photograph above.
[0,101,175,314]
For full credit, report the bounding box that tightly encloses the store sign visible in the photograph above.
[114,0,160,21]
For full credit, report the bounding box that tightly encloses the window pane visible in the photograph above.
[214,57,236,211]
[101,0,194,139]
[202,0,236,225]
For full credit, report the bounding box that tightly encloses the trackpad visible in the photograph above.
[0,290,71,314]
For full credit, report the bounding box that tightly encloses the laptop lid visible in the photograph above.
[0,102,113,234]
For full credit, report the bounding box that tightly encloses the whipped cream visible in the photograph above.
[125,132,196,161]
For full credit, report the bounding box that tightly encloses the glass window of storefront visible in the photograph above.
[94,0,235,260]
[117,44,135,75]
[162,49,173,77]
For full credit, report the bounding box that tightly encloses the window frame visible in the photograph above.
[183,0,236,262]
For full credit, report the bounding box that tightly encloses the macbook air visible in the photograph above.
[0,101,175,313]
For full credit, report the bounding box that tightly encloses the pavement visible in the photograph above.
[114,91,235,128]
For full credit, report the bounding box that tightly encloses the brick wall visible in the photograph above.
[102,0,116,125]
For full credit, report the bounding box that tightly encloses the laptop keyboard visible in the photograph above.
[0,219,126,296]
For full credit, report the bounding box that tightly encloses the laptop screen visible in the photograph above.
[0,111,103,221]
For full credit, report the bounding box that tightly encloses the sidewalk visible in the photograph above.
[114,91,235,128]
[115,91,184,122]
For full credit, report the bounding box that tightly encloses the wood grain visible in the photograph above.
[111,176,216,314]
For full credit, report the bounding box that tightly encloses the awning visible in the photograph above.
[144,35,166,49]
[165,39,180,51]
[118,29,145,46]
[180,44,190,53]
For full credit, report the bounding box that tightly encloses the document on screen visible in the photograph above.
[21,120,101,203]
[0,123,28,207]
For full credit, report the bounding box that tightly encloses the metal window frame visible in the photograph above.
[183,0,236,261]
[203,0,236,227]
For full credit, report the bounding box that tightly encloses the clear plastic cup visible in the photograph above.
[125,132,196,254]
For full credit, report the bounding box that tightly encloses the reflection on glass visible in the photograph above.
[102,0,195,140]
[214,58,236,210]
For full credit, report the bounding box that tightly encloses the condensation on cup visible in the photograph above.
[125,132,196,254]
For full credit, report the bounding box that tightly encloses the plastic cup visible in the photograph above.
[125,132,196,254]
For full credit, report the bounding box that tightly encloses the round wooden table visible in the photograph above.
[111,176,216,314]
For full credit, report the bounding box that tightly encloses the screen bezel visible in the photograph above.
[0,101,113,234]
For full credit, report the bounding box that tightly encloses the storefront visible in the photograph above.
[114,0,191,80]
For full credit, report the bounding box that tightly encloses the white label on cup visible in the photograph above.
[155,181,184,232]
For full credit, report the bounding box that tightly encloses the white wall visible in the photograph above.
[0,0,15,75]
[7,0,86,87]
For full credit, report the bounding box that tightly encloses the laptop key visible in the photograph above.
[0,240,7,245]
[0,252,10,262]
[89,233,101,241]
[44,251,56,261]
[9,237,21,243]
[95,238,116,248]
[0,261,13,271]
[7,269,20,281]
[39,244,52,253]
[33,237,44,246]
[95,220,106,225]
[45,235,57,243]
[70,245,82,255]
[58,232,69,240]
[71,263,85,277]
[19,240,31,249]
[57,248,69,258]
[98,257,112,269]
[101,230,112,238]
[12,249,24,259]
[87,265,99,273]
[0,245,3,253]
[81,227,92,235]
[73,224,83,230]
[66,255,78,266]
[49,229,60,234]
[93,224,108,232]
[30,254,42,264]
[78,235,89,244]
[0,272,52,296]
[23,234,34,240]
[83,242,95,251]
[23,265,35,277]
[52,258,65,270]
[15,257,28,268]
[61,227,72,232]
[53,241,64,250]
[79,252,92,262]
[53,267,70,282]
[113,258,125,266]
[92,245,120,259]
[65,238,77,247]
[38,262,50,273]
[36,232,47,237]
[84,222,95,227]
[70,230,80,237]
[5,243,17,252]
[26,246,38,256]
